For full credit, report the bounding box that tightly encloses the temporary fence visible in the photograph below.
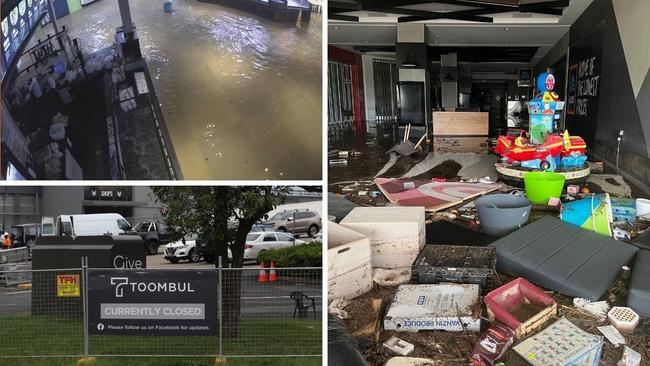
[0,263,322,359]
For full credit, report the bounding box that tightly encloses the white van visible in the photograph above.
[55,213,133,237]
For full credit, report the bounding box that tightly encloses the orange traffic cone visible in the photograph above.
[258,262,267,282]
[268,261,278,282]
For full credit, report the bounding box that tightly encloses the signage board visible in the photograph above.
[88,270,218,336]
[84,187,133,201]
[56,274,80,297]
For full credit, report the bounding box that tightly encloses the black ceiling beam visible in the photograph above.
[394,8,497,22]
[329,13,361,21]
[427,0,566,16]
[329,1,363,12]
[331,0,568,22]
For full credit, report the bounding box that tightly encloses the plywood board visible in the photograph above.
[432,112,489,136]
[433,137,489,154]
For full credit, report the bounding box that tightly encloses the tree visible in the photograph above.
[150,186,286,337]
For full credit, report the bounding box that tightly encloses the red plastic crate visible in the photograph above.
[484,277,557,339]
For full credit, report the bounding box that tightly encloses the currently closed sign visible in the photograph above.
[56,274,80,297]
[88,270,218,336]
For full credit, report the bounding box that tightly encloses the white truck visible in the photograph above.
[54,213,133,237]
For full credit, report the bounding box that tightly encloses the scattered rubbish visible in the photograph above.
[358,191,368,196]
[560,194,613,237]
[373,267,412,287]
[620,265,631,280]
[547,197,561,206]
[485,278,556,339]
[475,194,531,236]
[611,197,636,223]
[384,357,443,366]
[329,298,351,319]
[384,284,481,332]
[330,158,348,166]
[374,178,501,212]
[636,198,650,219]
[617,346,641,366]
[588,174,632,197]
[582,187,591,194]
[588,161,605,174]
[513,317,604,366]
[627,250,650,317]
[340,207,425,273]
[613,227,631,241]
[370,191,382,198]
[383,336,415,356]
[490,216,638,301]
[328,223,373,301]
[523,171,565,205]
[411,245,496,291]
[597,325,626,347]
[573,298,610,320]
[339,151,350,158]
[469,323,515,366]
[607,307,639,334]
[567,184,580,195]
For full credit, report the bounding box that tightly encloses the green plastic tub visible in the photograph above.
[523,172,566,204]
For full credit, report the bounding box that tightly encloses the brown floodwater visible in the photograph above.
[53,0,321,179]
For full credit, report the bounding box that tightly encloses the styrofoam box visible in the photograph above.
[328,222,373,301]
[340,207,426,269]
[385,357,440,366]
[384,284,481,332]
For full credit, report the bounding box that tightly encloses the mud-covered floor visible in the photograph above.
[338,273,650,366]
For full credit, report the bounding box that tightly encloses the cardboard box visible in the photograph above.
[340,207,425,269]
[384,284,481,332]
[328,223,372,300]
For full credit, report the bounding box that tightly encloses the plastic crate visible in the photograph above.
[411,245,496,291]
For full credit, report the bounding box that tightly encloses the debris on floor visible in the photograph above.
[383,283,481,332]
[329,134,650,365]
[374,178,501,211]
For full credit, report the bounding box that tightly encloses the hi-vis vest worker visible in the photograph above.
[2,234,11,249]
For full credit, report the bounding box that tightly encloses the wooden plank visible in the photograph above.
[433,137,489,154]
[432,112,489,136]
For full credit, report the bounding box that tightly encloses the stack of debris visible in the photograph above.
[328,155,650,365]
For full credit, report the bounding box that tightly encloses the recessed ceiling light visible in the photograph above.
[435,34,440,38]
[334,26,339,30]
[505,27,510,31]
[363,40,369,43]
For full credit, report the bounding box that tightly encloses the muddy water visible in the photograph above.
[328,123,429,188]
[58,0,321,179]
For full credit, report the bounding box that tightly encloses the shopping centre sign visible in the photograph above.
[88,270,218,336]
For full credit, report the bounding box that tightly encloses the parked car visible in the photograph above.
[237,231,305,262]
[133,221,173,255]
[263,209,321,238]
[164,234,200,263]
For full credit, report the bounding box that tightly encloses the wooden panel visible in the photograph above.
[433,137,489,155]
[432,112,489,136]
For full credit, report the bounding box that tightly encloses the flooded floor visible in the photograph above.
[55,0,321,179]
[328,122,429,190]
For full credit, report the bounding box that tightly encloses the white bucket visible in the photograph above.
[637,198,650,219]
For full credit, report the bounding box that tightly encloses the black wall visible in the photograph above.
[542,0,650,188]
